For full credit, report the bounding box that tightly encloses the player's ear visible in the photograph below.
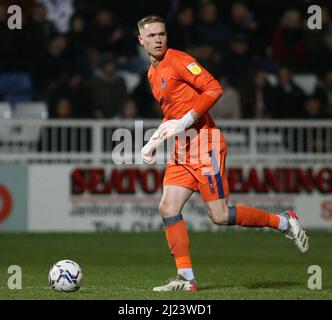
[138,34,144,45]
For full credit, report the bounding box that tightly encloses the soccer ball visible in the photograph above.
[48,259,83,292]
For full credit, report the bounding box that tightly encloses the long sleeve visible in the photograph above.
[173,55,223,116]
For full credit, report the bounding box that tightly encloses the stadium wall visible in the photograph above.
[22,164,332,231]
[0,164,28,231]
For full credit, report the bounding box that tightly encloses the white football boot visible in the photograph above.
[281,210,309,253]
[153,275,198,292]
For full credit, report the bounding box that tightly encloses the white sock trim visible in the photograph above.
[178,268,194,281]
[278,215,288,231]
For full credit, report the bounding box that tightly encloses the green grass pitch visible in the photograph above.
[0,230,331,300]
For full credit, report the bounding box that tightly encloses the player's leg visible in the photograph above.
[153,164,198,292]
[198,148,309,252]
[153,185,198,291]
[159,185,194,279]
[205,199,309,253]
[199,149,281,229]
[206,198,281,230]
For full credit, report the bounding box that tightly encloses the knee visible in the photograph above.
[159,199,175,217]
[208,207,228,225]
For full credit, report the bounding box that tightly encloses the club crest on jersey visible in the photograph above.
[161,77,166,88]
[187,62,201,75]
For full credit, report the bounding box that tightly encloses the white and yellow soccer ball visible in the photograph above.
[48,260,83,292]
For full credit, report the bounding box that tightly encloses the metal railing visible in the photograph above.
[0,119,331,164]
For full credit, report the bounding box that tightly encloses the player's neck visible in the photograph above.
[149,52,166,68]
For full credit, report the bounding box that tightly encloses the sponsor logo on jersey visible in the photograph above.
[161,77,166,88]
[187,62,201,75]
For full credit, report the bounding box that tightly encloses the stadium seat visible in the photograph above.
[0,102,12,119]
[267,74,277,86]
[0,72,33,108]
[8,102,49,148]
[4,94,32,106]
[0,72,32,95]
[117,70,140,94]
[267,73,318,95]
[292,74,318,95]
[14,102,49,119]
[0,102,12,144]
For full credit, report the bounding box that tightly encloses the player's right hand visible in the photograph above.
[141,130,163,165]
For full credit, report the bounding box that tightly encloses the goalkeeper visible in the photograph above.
[138,15,309,292]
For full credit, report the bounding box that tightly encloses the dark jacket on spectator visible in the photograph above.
[270,81,305,119]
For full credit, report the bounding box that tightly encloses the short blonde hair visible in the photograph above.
[137,15,165,32]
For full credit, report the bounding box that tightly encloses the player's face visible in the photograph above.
[138,22,167,60]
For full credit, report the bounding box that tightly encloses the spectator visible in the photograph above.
[271,9,307,70]
[136,0,172,20]
[228,2,260,50]
[89,9,116,52]
[196,1,230,51]
[81,47,102,76]
[245,0,280,52]
[314,29,332,75]
[47,95,92,152]
[319,70,332,117]
[222,34,256,87]
[0,1,329,121]
[87,55,127,118]
[49,69,93,118]
[31,34,71,99]
[168,6,197,51]
[229,2,257,33]
[301,97,328,152]
[0,3,27,70]
[190,42,222,78]
[0,4,13,69]
[24,3,57,59]
[118,98,139,119]
[209,76,241,119]
[66,15,89,62]
[88,9,134,58]
[302,96,325,119]
[270,67,305,119]
[240,68,275,119]
[50,96,73,118]
[305,6,331,70]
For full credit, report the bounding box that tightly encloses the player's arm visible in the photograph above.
[141,115,171,164]
[178,58,223,116]
[158,56,223,140]
[141,126,164,164]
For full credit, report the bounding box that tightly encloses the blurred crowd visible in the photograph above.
[0,0,331,119]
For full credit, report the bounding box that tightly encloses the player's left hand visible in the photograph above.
[141,130,164,164]
[158,119,186,140]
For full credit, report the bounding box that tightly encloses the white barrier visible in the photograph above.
[0,119,331,231]
[0,119,331,164]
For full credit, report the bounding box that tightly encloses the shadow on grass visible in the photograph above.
[245,281,299,289]
[151,281,332,292]
[198,281,299,291]
[198,284,235,291]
